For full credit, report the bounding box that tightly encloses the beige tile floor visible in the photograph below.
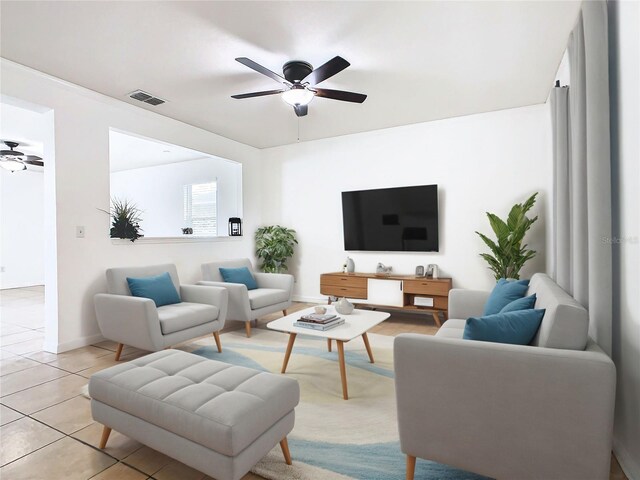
[0,287,628,480]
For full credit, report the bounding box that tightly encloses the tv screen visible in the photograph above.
[342,185,439,252]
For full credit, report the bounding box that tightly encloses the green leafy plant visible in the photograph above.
[102,198,143,242]
[255,225,298,273]
[475,192,539,280]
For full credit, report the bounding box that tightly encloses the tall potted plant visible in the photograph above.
[255,225,298,273]
[475,192,538,280]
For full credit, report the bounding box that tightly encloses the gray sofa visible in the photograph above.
[394,273,616,480]
[95,264,228,359]
[199,258,293,337]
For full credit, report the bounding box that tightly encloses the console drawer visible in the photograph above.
[403,279,450,296]
[320,274,367,289]
[320,285,367,299]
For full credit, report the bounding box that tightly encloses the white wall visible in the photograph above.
[0,59,262,352]
[0,103,46,288]
[261,104,552,301]
[110,157,241,237]
[609,1,640,477]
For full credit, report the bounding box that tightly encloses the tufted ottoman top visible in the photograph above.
[89,349,299,456]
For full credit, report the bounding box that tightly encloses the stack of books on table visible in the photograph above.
[293,313,345,331]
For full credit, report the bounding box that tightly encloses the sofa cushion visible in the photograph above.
[435,319,466,339]
[463,309,546,345]
[157,302,219,334]
[219,266,258,290]
[127,272,181,307]
[500,294,537,313]
[483,279,530,315]
[89,350,300,457]
[247,288,290,310]
[528,273,589,350]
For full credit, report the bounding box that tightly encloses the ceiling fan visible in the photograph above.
[231,56,367,117]
[0,141,44,172]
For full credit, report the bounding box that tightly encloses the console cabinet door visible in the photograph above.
[360,279,404,307]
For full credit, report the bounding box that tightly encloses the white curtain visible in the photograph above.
[550,2,612,354]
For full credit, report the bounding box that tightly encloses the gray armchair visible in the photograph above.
[199,258,293,337]
[94,264,228,360]
[394,274,616,480]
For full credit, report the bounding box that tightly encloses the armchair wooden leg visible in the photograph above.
[114,343,124,361]
[245,321,252,338]
[282,309,288,316]
[99,426,112,449]
[213,332,222,353]
[406,455,416,480]
[280,437,292,465]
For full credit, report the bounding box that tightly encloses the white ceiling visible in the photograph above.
[109,131,208,172]
[0,1,580,149]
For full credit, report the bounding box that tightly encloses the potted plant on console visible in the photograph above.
[475,192,539,280]
[102,198,144,242]
[255,225,298,273]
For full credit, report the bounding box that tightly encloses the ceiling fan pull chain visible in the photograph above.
[297,117,300,143]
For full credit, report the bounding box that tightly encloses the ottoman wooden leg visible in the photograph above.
[280,437,292,465]
[245,321,252,338]
[114,343,124,361]
[282,309,288,316]
[99,426,112,449]
[213,332,222,353]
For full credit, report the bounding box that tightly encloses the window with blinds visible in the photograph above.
[183,181,217,236]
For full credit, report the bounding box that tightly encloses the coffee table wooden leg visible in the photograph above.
[327,338,332,352]
[336,340,349,400]
[362,332,375,363]
[281,333,297,374]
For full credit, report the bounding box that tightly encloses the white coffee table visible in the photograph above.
[267,307,390,400]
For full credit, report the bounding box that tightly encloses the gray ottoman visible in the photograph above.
[88,349,299,480]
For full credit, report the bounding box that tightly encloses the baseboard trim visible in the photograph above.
[292,295,326,303]
[56,333,105,353]
[613,436,640,480]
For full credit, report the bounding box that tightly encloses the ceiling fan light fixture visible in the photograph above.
[0,158,27,172]
[281,87,315,107]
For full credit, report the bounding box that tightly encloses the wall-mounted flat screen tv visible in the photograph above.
[342,184,439,252]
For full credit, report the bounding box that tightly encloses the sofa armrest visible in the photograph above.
[197,281,252,321]
[448,288,490,319]
[180,285,229,326]
[253,272,294,296]
[94,294,164,352]
[394,334,616,480]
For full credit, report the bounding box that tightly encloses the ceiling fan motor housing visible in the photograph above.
[283,61,313,83]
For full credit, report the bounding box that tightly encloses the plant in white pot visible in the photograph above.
[255,225,298,273]
[475,192,539,280]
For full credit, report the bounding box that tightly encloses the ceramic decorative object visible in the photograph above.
[376,263,392,274]
[334,297,354,315]
[314,306,327,315]
[346,257,355,273]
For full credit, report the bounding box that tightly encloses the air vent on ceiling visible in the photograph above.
[128,90,166,106]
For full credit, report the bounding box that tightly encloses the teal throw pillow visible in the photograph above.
[126,272,181,307]
[500,294,537,313]
[483,278,530,315]
[219,267,258,290]
[463,309,546,345]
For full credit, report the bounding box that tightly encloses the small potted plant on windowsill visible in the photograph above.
[101,198,144,242]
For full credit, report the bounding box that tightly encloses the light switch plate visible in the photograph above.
[76,226,85,238]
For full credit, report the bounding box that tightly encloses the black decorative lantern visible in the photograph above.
[228,217,242,236]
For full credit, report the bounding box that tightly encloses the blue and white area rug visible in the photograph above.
[189,328,489,480]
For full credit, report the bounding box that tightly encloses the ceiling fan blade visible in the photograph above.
[235,57,289,85]
[294,104,308,117]
[24,156,44,166]
[303,56,350,85]
[231,89,285,99]
[313,88,367,103]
